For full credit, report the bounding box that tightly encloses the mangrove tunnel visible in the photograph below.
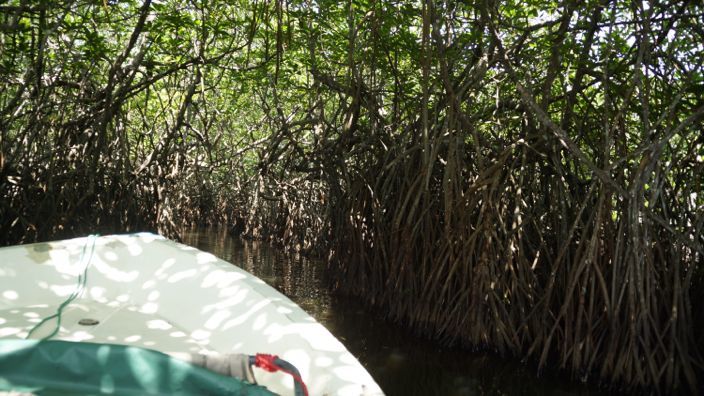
[1,0,702,393]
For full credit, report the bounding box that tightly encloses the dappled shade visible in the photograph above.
[0,234,381,395]
[0,0,702,393]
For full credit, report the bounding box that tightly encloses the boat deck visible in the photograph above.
[0,233,383,395]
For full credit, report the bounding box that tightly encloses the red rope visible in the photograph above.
[254,353,279,372]
[254,353,309,396]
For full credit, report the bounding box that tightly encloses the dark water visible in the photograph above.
[180,226,603,396]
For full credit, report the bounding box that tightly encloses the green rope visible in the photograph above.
[26,234,99,340]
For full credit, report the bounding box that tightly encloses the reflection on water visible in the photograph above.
[181,226,602,396]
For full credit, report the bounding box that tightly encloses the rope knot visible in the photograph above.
[254,353,279,372]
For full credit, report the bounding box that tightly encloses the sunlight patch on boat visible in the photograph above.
[218,286,242,297]
[178,244,198,252]
[147,291,159,301]
[2,290,18,300]
[155,259,176,279]
[314,356,333,368]
[333,364,367,383]
[71,331,94,341]
[221,299,271,330]
[50,250,73,274]
[0,327,20,337]
[195,252,217,264]
[297,325,346,352]
[67,304,90,313]
[252,313,267,331]
[191,329,210,340]
[50,284,78,297]
[276,306,293,314]
[116,294,130,303]
[94,260,139,282]
[124,335,141,343]
[201,270,246,288]
[261,323,284,343]
[338,352,358,365]
[337,383,370,395]
[167,269,197,283]
[140,302,158,314]
[203,290,248,313]
[89,287,107,302]
[204,311,230,330]
[147,319,172,330]
[125,240,143,256]
[282,349,310,379]
[103,251,118,261]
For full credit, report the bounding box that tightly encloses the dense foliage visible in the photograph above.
[1,0,702,392]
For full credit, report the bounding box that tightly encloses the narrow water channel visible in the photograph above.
[180,226,602,396]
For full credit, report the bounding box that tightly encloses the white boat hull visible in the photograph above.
[0,233,383,395]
